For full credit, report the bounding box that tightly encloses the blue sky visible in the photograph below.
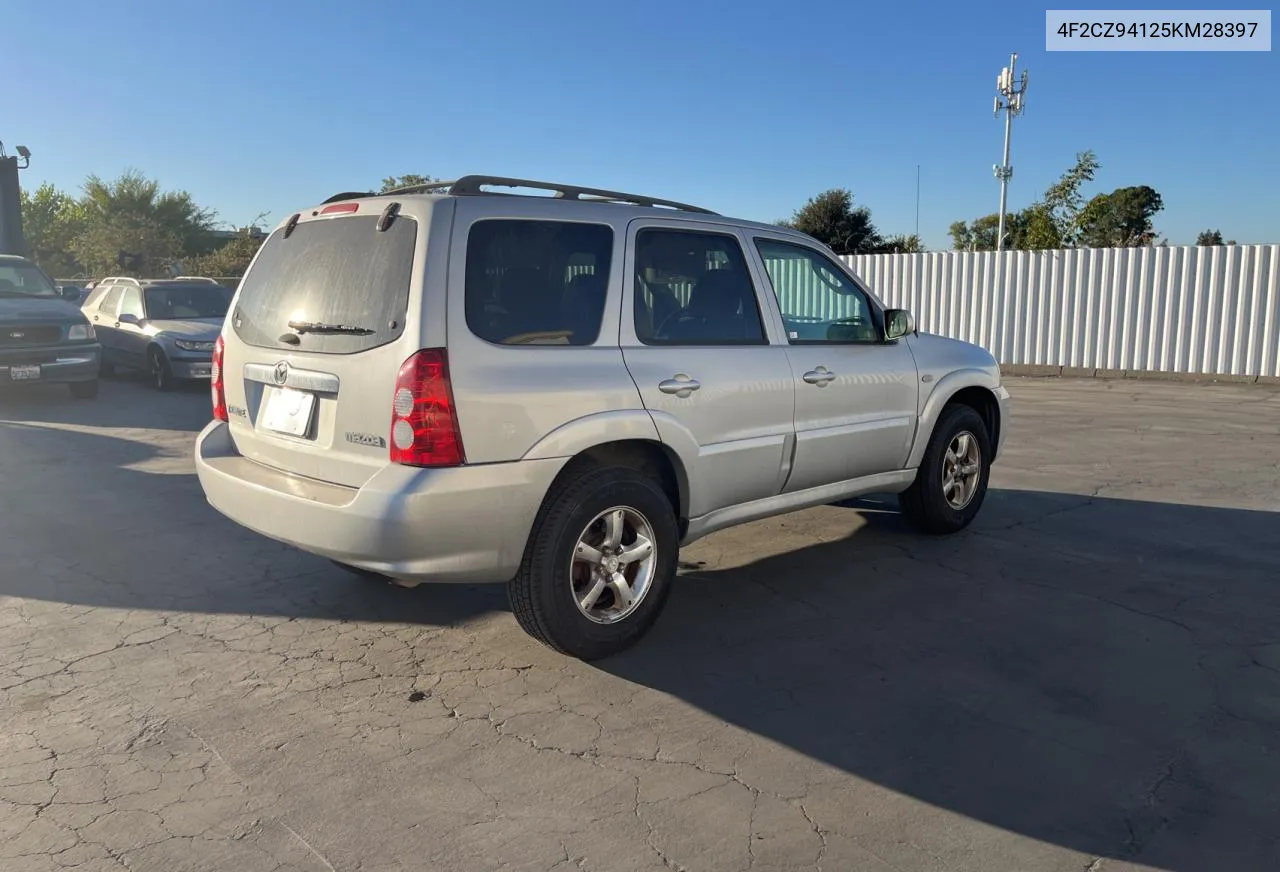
[6,0,1277,248]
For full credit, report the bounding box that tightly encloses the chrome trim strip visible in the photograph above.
[242,362,340,393]
[0,357,95,371]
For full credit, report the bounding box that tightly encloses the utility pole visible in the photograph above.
[914,164,920,240]
[0,140,32,256]
[993,52,1029,251]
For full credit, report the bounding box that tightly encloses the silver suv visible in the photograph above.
[195,175,1010,660]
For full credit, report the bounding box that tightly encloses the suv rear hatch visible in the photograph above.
[220,199,441,488]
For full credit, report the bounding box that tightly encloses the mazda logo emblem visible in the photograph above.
[273,361,289,385]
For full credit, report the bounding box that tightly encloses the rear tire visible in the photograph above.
[899,403,991,535]
[69,379,99,400]
[149,348,176,392]
[509,465,679,661]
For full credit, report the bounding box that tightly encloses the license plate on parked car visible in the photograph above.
[9,365,40,381]
[260,386,315,437]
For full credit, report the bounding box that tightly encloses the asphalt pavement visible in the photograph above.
[2,373,1278,872]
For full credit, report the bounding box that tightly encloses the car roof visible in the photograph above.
[305,174,817,241]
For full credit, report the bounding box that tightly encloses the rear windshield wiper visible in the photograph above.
[286,319,375,336]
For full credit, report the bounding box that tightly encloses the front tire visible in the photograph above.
[148,348,176,392]
[69,379,99,400]
[509,465,679,661]
[899,403,991,535]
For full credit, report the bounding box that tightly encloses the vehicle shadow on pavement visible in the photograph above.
[0,410,506,628]
[607,490,1280,872]
[0,376,210,432]
[4,393,1278,869]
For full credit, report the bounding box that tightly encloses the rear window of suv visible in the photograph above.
[231,214,416,354]
[465,219,613,346]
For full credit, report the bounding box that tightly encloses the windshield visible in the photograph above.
[0,262,58,297]
[144,285,233,320]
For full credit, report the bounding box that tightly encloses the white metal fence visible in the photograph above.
[58,246,1279,378]
[838,245,1280,378]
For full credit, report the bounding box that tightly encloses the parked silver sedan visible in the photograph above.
[82,277,232,390]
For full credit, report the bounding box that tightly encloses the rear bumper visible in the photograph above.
[0,344,100,385]
[195,421,565,583]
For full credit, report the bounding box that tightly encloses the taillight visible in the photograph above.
[389,348,464,467]
[211,335,228,422]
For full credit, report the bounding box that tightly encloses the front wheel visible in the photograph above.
[509,465,679,660]
[149,348,176,392]
[898,404,991,535]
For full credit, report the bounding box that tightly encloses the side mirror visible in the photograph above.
[884,308,915,340]
[60,286,81,301]
[117,313,140,326]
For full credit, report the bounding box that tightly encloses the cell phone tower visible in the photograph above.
[993,52,1029,251]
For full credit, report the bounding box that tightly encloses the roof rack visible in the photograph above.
[97,276,222,286]
[375,175,718,215]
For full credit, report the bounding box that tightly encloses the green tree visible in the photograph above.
[949,214,1000,250]
[779,188,884,255]
[878,234,923,253]
[1018,204,1061,250]
[72,170,217,276]
[1077,185,1164,248]
[380,174,440,193]
[19,183,87,276]
[950,150,1107,251]
[181,228,266,279]
[1040,150,1100,245]
[1196,229,1224,246]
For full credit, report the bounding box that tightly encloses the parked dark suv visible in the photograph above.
[0,255,102,399]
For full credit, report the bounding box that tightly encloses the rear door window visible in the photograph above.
[464,219,614,346]
[231,215,417,354]
[83,286,111,311]
[99,287,124,318]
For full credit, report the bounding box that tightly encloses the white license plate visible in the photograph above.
[9,365,40,381]
[260,386,316,437]
[190,367,211,377]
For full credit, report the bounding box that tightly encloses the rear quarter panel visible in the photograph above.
[444,198,646,464]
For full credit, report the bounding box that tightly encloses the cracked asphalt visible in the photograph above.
[2,374,1279,872]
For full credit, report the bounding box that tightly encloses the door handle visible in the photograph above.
[658,374,701,397]
[802,367,837,386]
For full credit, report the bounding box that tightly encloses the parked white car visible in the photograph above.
[195,175,1009,659]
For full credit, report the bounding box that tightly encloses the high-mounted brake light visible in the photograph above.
[320,202,360,215]
[389,349,464,468]
[211,335,228,422]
